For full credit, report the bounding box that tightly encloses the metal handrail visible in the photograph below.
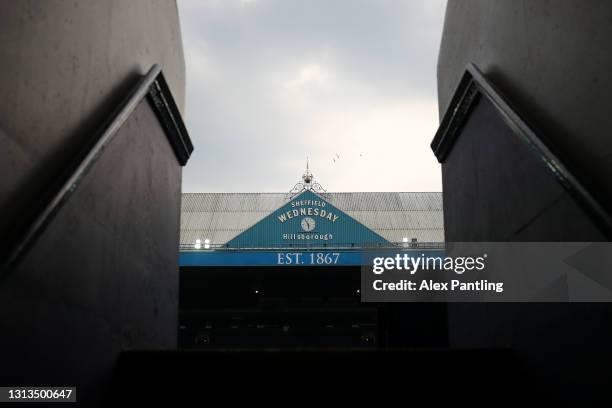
[431,63,612,239]
[2,64,193,270]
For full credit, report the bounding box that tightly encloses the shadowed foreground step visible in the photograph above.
[110,348,527,404]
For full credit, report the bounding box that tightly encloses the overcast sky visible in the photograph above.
[178,0,447,192]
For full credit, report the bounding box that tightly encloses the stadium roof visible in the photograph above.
[180,192,444,247]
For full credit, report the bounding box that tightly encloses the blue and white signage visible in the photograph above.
[180,250,363,267]
[225,190,388,248]
[179,249,446,267]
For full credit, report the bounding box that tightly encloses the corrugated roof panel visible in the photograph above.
[180,192,444,246]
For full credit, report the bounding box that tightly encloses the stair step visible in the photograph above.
[110,348,525,404]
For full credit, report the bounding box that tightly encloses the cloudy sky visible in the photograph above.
[178,0,447,192]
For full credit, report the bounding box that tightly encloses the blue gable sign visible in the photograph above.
[226,190,388,248]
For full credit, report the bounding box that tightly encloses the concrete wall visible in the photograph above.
[0,0,185,242]
[442,96,606,242]
[0,2,187,404]
[0,99,183,404]
[438,0,612,216]
[437,1,612,402]
[439,92,611,400]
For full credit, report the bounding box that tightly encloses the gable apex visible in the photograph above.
[226,189,388,248]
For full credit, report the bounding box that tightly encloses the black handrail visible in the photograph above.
[431,63,612,239]
[2,64,193,270]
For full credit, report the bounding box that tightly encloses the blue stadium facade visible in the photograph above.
[178,170,446,348]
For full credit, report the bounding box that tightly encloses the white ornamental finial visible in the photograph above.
[287,158,329,199]
[302,157,313,185]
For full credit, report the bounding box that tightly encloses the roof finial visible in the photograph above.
[303,157,313,185]
[287,158,329,199]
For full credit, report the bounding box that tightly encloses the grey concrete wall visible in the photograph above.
[0,99,182,404]
[0,2,187,403]
[438,0,612,215]
[0,0,185,242]
[440,96,611,399]
[437,2,612,401]
[442,97,606,242]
